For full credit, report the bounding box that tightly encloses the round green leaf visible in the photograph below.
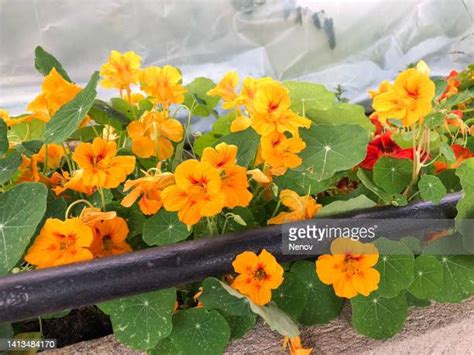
[142,210,191,247]
[407,255,443,299]
[150,337,181,355]
[0,183,48,275]
[405,292,431,308]
[418,175,446,204]
[351,291,408,339]
[170,308,230,355]
[34,46,71,81]
[433,255,474,303]
[373,157,412,194]
[306,103,374,132]
[374,238,415,298]
[98,288,176,350]
[300,124,370,181]
[273,272,308,320]
[0,323,13,338]
[291,260,343,325]
[0,151,22,185]
[184,77,220,117]
[219,313,257,339]
[283,81,336,115]
[273,169,336,195]
[194,132,219,157]
[318,195,376,217]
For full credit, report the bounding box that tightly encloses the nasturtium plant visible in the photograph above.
[98,288,176,350]
[0,47,473,354]
[351,291,408,339]
[0,183,47,275]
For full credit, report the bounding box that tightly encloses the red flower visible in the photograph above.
[434,144,474,174]
[360,132,414,170]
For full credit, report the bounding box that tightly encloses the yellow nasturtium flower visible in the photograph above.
[72,137,135,188]
[127,111,184,160]
[161,160,225,225]
[372,68,435,127]
[25,218,94,269]
[260,132,306,175]
[100,50,142,92]
[202,143,253,208]
[139,65,187,108]
[316,238,380,298]
[207,71,240,109]
[268,189,321,225]
[27,68,83,123]
[121,171,175,215]
[89,217,132,258]
[232,249,284,305]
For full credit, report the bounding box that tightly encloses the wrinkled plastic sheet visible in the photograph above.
[1,0,473,123]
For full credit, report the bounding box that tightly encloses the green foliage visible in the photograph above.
[88,99,130,130]
[273,272,308,321]
[169,308,230,355]
[418,175,446,204]
[283,81,336,115]
[291,260,343,325]
[98,288,176,350]
[306,103,374,132]
[142,210,192,246]
[43,72,100,143]
[200,277,257,338]
[433,256,474,303]
[273,169,336,196]
[0,118,8,156]
[318,195,376,217]
[455,158,474,252]
[0,323,14,338]
[0,151,22,185]
[212,111,237,136]
[217,128,259,167]
[217,279,299,337]
[0,183,48,275]
[300,124,370,181]
[351,291,408,339]
[184,78,220,117]
[374,238,415,298]
[194,132,219,157]
[407,255,443,299]
[34,46,71,81]
[373,157,412,194]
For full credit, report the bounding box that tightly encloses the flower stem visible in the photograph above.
[65,199,94,219]
[98,187,107,211]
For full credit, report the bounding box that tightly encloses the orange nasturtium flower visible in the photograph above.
[372,67,435,127]
[232,249,284,305]
[202,143,253,208]
[72,138,135,188]
[100,50,142,93]
[162,160,225,225]
[282,336,313,355]
[434,144,474,174]
[127,111,184,160]
[25,218,94,268]
[36,144,65,169]
[80,207,117,227]
[268,189,321,225]
[248,80,311,137]
[207,71,240,109]
[27,68,82,123]
[316,238,380,298]
[260,132,306,175]
[89,217,132,258]
[52,170,96,196]
[139,65,187,108]
[121,171,175,215]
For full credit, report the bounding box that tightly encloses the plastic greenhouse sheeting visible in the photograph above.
[0,0,473,119]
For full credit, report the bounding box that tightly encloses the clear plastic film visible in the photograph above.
[1,0,473,117]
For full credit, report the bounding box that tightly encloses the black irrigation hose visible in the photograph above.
[0,192,461,324]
